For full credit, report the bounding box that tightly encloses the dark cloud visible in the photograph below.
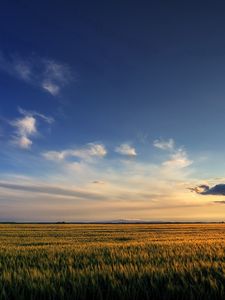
[189,185,209,194]
[191,184,225,196]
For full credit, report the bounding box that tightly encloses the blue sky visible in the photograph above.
[1,1,225,221]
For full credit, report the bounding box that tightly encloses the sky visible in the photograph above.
[1,1,225,221]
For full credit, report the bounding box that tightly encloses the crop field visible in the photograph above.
[1,224,225,300]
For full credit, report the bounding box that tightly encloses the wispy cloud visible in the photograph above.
[42,81,60,96]
[14,60,32,81]
[10,108,53,149]
[153,138,192,170]
[115,143,137,156]
[153,138,174,150]
[0,51,72,96]
[41,59,72,95]
[0,181,106,200]
[163,148,192,169]
[43,143,107,161]
[92,180,105,184]
[18,107,54,124]
[0,154,203,221]
[1,137,212,221]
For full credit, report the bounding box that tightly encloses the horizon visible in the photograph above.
[1,219,225,224]
[1,1,225,221]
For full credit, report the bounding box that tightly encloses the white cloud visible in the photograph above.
[42,150,66,161]
[11,108,53,149]
[0,51,72,96]
[43,143,107,162]
[11,115,37,149]
[115,144,137,156]
[153,138,174,150]
[153,138,192,170]
[12,115,36,136]
[163,148,192,169]
[42,81,60,96]
[15,136,33,149]
[73,143,107,159]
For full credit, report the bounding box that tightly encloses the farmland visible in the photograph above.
[1,224,225,299]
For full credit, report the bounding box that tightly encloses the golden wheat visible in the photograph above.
[0,224,225,299]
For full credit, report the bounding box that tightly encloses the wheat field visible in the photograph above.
[1,224,225,299]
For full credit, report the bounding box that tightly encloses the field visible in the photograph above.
[1,224,225,299]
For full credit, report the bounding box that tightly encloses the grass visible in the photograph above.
[0,224,225,299]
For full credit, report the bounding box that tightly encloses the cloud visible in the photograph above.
[43,143,107,161]
[115,144,137,156]
[0,52,32,81]
[0,157,201,221]
[18,107,54,124]
[11,108,53,149]
[191,184,225,196]
[11,115,36,149]
[15,135,33,149]
[42,151,66,161]
[189,185,210,194]
[42,81,60,96]
[92,180,105,184]
[153,138,174,150]
[73,143,107,159]
[0,181,106,201]
[41,59,72,95]
[0,137,207,221]
[0,51,72,96]
[153,138,192,170]
[163,148,192,169]
[14,60,32,81]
